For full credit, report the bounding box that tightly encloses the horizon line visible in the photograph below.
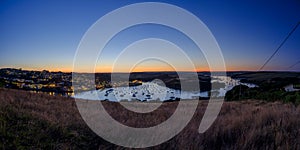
[1,67,299,73]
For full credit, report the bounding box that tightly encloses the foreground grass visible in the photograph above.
[0,88,300,149]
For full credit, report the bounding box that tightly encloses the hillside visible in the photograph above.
[1,88,300,149]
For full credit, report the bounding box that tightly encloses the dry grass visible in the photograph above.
[0,88,300,149]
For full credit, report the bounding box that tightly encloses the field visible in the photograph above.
[1,88,300,149]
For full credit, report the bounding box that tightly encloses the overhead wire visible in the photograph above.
[258,21,300,71]
[288,60,300,69]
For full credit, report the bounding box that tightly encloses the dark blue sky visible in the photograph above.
[1,0,299,72]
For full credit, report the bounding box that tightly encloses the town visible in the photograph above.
[0,68,73,96]
[0,68,213,97]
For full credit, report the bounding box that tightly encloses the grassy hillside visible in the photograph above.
[1,88,300,149]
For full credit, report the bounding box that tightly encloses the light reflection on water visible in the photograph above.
[74,76,257,101]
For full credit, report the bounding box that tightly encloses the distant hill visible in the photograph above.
[1,88,300,149]
[232,71,300,84]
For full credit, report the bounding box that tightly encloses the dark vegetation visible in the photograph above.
[226,72,300,105]
[1,88,300,149]
[0,79,4,87]
[225,85,300,105]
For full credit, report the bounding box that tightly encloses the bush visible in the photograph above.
[225,85,300,105]
[225,85,249,101]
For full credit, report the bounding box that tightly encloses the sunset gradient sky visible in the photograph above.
[1,0,300,72]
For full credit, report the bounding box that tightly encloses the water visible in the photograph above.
[74,82,208,101]
[73,76,257,101]
[210,76,257,97]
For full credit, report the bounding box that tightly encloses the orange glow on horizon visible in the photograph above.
[1,65,263,73]
[2,67,257,73]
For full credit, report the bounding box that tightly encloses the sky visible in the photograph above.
[1,0,300,72]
